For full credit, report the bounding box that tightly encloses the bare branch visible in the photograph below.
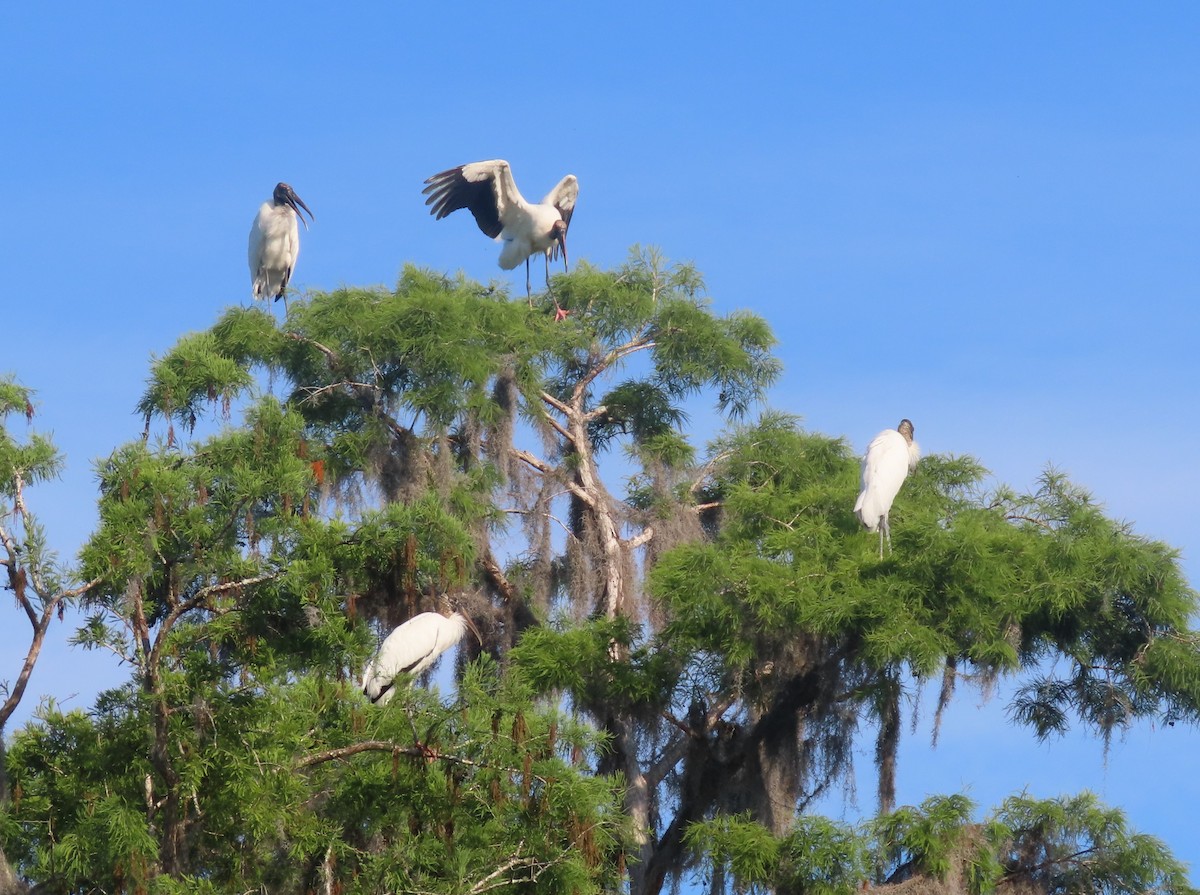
[297,381,382,404]
[0,554,99,728]
[646,696,736,788]
[1005,513,1054,530]
[689,450,733,494]
[195,573,278,601]
[479,548,517,603]
[296,739,553,786]
[286,332,338,363]
[539,391,572,417]
[505,507,577,542]
[624,527,654,549]
[572,337,655,405]
[510,449,595,507]
[511,448,552,476]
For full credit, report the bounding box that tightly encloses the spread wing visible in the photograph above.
[423,159,522,239]
[543,174,578,261]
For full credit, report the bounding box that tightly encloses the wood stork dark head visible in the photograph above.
[550,218,568,272]
[273,182,314,230]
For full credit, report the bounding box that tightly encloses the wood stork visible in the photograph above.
[361,607,482,705]
[248,182,314,302]
[853,419,920,558]
[422,160,578,306]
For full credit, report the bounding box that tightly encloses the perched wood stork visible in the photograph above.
[361,607,482,705]
[853,418,920,558]
[248,182,314,302]
[422,160,578,306]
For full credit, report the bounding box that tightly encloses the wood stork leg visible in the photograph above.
[543,252,569,320]
[525,258,533,304]
[881,516,891,558]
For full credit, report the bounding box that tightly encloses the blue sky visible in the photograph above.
[3,1,1198,879]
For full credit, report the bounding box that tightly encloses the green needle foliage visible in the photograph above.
[1,251,1198,895]
[684,792,1195,895]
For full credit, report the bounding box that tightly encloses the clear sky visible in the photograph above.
[2,0,1198,880]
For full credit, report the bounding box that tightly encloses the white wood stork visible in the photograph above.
[248,182,313,302]
[422,160,578,306]
[361,607,482,705]
[853,418,920,557]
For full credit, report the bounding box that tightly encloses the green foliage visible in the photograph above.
[3,700,157,892]
[135,253,778,496]
[991,793,1198,895]
[79,396,314,640]
[0,377,64,502]
[511,617,679,715]
[0,375,81,728]
[686,813,869,895]
[872,794,978,882]
[683,794,1197,895]
[137,332,256,434]
[3,663,628,895]
[651,415,1200,735]
[3,253,1199,895]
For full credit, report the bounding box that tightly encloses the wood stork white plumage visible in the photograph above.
[853,418,920,558]
[361,608,482,705]
[422,160,578,307]
[248,182,314,302]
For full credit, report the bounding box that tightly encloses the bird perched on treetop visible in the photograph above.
[854,418,920,557]
[248,182,314,302]
[361,603,482,705]
[422,160,577,313]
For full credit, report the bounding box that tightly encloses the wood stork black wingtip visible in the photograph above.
[424,166,465,186]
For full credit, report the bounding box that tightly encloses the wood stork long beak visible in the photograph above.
[558,231,569,273]
[461,612,483,646]
[285,187,314,231]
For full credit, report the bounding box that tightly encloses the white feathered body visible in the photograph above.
[853,429,920,532]
[498,197,568,269]
[361,611,470,705]
[248,201,301,300]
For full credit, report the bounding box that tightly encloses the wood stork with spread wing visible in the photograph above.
[423,160,577,309]
[248,182,314,302]
[853,418,920,557]
[362,606,482,705]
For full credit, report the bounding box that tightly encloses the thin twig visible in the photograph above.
[504,507,577,541]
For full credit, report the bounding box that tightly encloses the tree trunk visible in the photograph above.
[606,713,658,895]
[0,848,26,895]
[0,735,28,895]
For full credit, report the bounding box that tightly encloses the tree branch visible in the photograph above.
[479,549,517,603]
[512,448,552,476]
[624,527,654,549]
[572,336,655,405]
[505,507,577,542]
[539,391,572,417]
[296,739,552,785]
[195,572,278,601]
[510,449,595,507]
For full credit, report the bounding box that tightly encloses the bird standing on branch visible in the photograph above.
[248,182,314,302]
[854,418,920,557]
[361,603,482,705]
[423,159,577,312]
